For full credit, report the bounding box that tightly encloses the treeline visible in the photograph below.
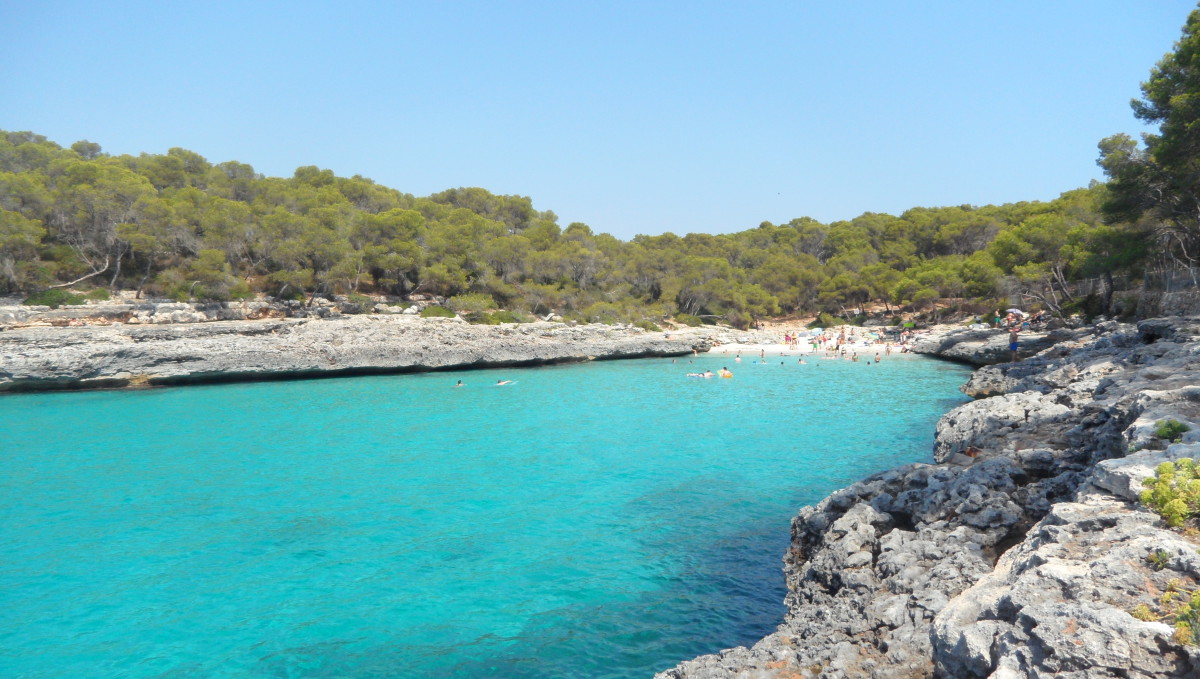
[0,130,1150,327]
[10,6,1200,328]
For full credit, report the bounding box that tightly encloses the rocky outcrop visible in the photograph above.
[656,317,1200,679]
[907,324,1096,367]
[0,315,709,392]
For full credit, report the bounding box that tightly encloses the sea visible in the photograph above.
[0,351,971,678]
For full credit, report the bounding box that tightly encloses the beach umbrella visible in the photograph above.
[1006,308,1024,315]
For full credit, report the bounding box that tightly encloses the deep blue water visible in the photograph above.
[0,352,970,678]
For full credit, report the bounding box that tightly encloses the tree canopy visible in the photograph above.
[1099,6,1200,270]
[0,127,1151,326]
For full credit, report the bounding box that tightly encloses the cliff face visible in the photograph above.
[657,317,1200,679]
[0,314,706,392]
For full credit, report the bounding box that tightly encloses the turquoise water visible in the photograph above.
[0,353,970,678]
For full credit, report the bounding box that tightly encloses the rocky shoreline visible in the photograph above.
[0,310,715,392]
[657,317,1200,679]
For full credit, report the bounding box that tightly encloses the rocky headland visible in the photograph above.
[657,317,1200,679]
[0,299,714,392]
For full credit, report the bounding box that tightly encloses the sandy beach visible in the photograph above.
[705,324,910,360]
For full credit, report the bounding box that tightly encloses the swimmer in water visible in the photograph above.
[496,379,513,385]
[719,367,733,378]
[454,380,463,387]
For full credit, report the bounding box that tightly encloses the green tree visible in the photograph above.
[1099,7,1200,267]
[0,209,46,291]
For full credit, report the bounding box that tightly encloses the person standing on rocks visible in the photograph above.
[1009,325,1021,362]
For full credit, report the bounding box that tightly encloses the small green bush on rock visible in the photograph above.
[635,319,662,332]
[447,293,496,315]
[490,310,530,324]
[808,312,843,329]
[419,305,457,318]
[1157,419,1191,444]
[675,313,703,327]
[24,289,85,308]
[1142,458,1200,527]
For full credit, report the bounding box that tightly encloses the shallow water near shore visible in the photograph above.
[1,353,970,678]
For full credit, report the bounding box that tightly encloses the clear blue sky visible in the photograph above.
[1,1,1194,240]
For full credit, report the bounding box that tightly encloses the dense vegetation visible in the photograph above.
[0,134,1135,327]
[4,8,1200,328]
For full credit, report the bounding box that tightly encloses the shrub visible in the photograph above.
[1149,549,1173,571]
[419,305,457,318]
[580,301,622,325]
[491,310,531,324]
[1141,458,1200,527]
[1127,577,1200,645]
[23,289,85,308]
[675,313,703,327]
[1131,603,1157,621]
[463,311,500,325]
[635,319,662,332]
[1157,419,1191,443]
[83,288,111,301]
[447,293,496,315]
[808,312,841,329]
[1175,591,1200,645]
[229,280,254,301]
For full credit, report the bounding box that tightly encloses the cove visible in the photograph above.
[0,353,971,678]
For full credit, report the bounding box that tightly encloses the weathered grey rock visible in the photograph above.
[932,495,1200,678]
[0,315,708,391]
[1091,442,1200,502]
[908,326,1085,366]
[933,392,1072,462]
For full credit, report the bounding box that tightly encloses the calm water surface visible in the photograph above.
[0,352,970,678]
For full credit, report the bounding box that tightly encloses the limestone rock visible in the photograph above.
[0,316,705,391]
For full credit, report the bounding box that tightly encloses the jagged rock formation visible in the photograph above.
[0,314,708,392]
[656,317,1200,679]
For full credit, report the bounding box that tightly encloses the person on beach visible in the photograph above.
[1009,326,1021,362]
